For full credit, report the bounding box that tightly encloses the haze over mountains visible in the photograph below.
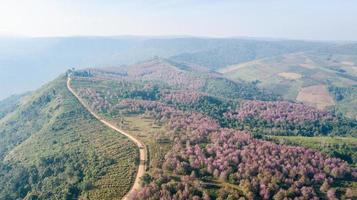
[1,36,351,100]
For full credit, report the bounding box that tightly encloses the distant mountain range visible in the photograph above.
[0,36,340,100]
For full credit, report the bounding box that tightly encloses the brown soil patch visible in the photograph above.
[296,85,335,110]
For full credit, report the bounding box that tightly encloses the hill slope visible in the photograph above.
[0,76,138,199]
[220,50,357,118]
[0,93,25,119]
[90,58,278,101]
[170,39,328,70]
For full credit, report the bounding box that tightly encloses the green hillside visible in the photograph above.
[0,93,26,120]
[0,76,138,200]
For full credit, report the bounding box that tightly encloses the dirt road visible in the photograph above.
[67,77,147,200]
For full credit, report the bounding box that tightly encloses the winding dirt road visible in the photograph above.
[67,77,147,200]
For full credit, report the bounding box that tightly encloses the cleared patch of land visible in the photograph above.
[270,135,357,146]
[296,85,335,109]
[277,72,302,80]
[115,115,172,174]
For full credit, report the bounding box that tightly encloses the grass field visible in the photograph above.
[269,135,357,146]
[115,115,172,173]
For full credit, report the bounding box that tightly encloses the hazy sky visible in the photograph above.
[0,0,357,40]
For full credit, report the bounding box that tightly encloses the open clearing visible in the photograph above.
[277,72,302,80]
[296,85,335,109]
[270,135,357,146]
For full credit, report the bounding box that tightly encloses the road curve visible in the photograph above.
[67,77,147,200]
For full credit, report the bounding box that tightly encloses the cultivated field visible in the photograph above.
[296,85,335,109]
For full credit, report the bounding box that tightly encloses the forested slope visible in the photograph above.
[0,93,25,120]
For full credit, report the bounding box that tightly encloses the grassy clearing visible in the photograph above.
[269,135,357,145]
[111,115,172,174]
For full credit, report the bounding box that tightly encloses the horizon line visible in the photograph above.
[0,34,355,43]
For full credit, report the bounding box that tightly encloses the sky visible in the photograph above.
[0,0,357,41]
